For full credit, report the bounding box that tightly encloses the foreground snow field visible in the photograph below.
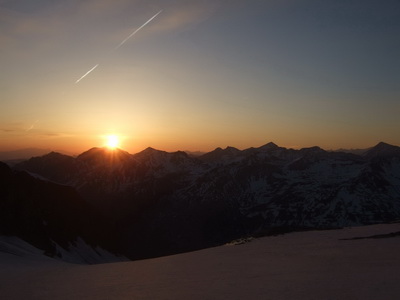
[1,223,400,300]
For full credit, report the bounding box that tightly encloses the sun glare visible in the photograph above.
[106,134,120,149]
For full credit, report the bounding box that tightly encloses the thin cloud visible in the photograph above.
[1,128,17,133]
[0,122,62,138]
[1,1,221,48]
[0,3,66,50]
[42,132,62,137]
[150,2,219,34]
[0,122,25,133]
[77,0,137,17]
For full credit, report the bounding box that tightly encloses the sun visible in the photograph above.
[105,134,120,149]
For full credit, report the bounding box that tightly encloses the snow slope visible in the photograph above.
[1,223,400,300]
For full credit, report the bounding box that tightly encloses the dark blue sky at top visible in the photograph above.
[200,0,400,92]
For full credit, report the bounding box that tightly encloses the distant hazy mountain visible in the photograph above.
[0,148,51,161]
[11,142,400,260]
[184,150,207,157]
[0,148,76,166]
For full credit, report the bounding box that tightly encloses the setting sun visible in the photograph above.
[105,135,120,149]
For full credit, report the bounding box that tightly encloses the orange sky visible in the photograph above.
[1,0,399,154]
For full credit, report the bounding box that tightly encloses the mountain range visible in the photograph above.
[2,141,400,261]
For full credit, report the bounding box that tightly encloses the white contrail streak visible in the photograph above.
[74,10,162,83]
[75,64,99,84]
[115,10,162,49]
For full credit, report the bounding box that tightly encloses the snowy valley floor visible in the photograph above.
[1,223,400,300]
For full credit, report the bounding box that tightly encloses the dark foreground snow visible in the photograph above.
[1,223,400,300]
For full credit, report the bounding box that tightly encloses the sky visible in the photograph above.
[1,0,400,154]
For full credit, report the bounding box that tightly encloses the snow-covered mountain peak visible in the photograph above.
[7,142,400,262]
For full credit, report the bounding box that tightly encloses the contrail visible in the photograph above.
[75,10,162,84]
[115,10,162,49]
[75,64,99,84]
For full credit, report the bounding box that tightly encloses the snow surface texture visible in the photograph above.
[0,236,127,265]
[1,223,400,300]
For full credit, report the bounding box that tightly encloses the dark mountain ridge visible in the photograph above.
[364,142,400,159]
[0,162,124,263]
[6,142,400,260]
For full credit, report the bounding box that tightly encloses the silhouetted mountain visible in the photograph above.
[77,147,133,167]
[199,146,240,163]
[0,148,52,161]
[133,147,197,172]
[257,141,280,151]
[16,151,80,184]
[0,162,125,263]
[12,142,400,260]
[364,142,400,159]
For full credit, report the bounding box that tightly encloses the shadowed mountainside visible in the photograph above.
[8,142,400,260]
[0,162,125,263]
